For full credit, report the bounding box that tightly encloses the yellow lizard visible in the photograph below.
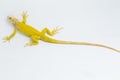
[4,12,120,53]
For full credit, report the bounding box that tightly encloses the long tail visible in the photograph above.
[42,37,120,53]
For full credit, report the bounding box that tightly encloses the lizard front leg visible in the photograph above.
[22,11,28,24]
[25,35,40,46]
[41,27,63,36]
[3,28,17,42]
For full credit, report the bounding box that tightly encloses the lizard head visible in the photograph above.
[7,16,18,24]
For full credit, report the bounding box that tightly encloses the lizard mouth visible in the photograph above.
[7,16,18,24]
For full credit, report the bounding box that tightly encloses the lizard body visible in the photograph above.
[4,12,120,53]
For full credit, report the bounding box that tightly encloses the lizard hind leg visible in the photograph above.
[25,35,40,47]
[41,27,63,36]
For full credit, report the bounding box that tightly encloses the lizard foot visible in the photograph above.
[3,36,11,42]
[22,11,28,18]
[24,42,38,47]
[51,26,63,36]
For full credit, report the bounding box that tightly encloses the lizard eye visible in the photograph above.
[8,16,12,20]
[9,17,12,19]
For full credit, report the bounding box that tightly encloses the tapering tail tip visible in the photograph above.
[56,40,120,53]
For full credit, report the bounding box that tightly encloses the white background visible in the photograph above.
[0,0,120,80]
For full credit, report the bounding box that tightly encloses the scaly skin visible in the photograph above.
[4,12,120,53]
